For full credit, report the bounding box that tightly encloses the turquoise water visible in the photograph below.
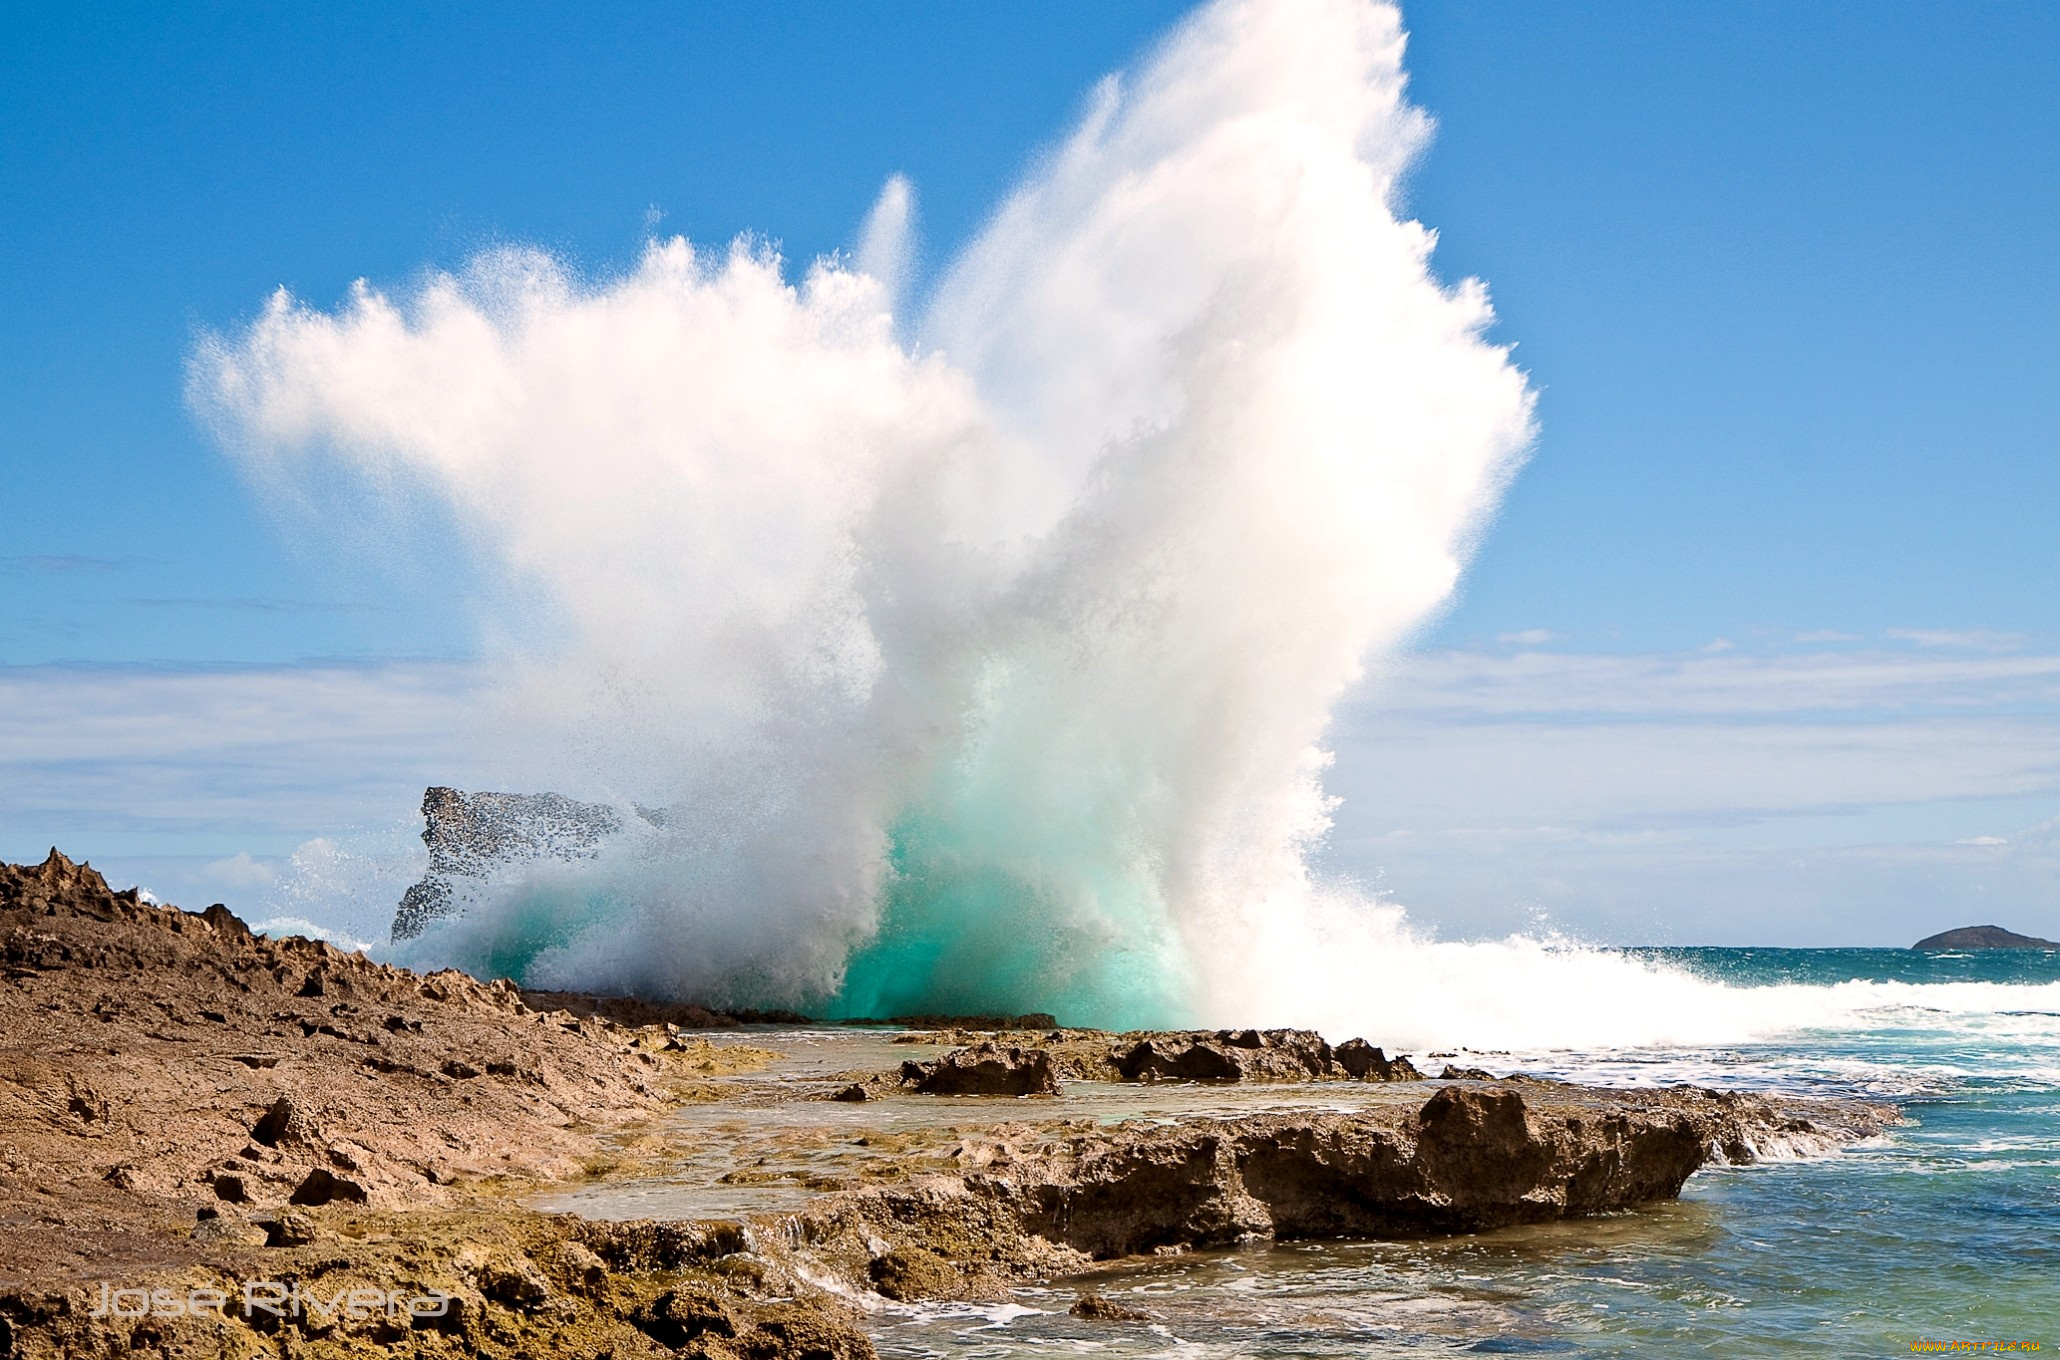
[869,948,2060,1357]
[829,809,1189,1031]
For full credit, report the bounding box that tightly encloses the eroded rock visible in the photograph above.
[804,1081,1885,1261]
[1114,1028,1339,1082]
[1335,1038,1424,1081]
[867,1247,961,1301]
[0,848,772,1289]
[1071,1292,1153,1321]
[900,1042,1062,1096]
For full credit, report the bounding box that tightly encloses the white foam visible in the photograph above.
[248,915,376,954]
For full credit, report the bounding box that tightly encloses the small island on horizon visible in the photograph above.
[1912,924,2060,951]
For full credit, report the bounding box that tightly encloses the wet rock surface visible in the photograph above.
[1071,1291,1153,1321]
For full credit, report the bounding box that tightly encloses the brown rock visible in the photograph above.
[636,1280,742,1348]
[478,1254,553,1309]
[1115,1036,1243,1081]
[250,1094,317,1147]
[901,1042,1061,1096]
[201,902,251,938]
[735,1300,878,1360]
[260,1210,317,1247]
[1335,1038,1423,1081]
[288,1166,368,1206]
[548,1239,609,1292]
[881,1012,1060,1030]
[1115,1029,1337,1082]
[189,1213,268,1247]
[1070,1292,1153,1321]
[0,846,737,1291]
[877,1082,1878,1258]
[868,1247,962,1301]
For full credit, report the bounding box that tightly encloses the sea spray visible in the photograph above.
[191,0,1538,1027]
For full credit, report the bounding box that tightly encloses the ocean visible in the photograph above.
[855,947,2060,1357]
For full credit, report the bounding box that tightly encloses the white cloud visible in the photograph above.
[0,660,480,857]
[1325,643,2060,944]
[204,851,279,889]
[1495,628,1562,646]
[1368,644,2060,718]
[1885,628,2026,652]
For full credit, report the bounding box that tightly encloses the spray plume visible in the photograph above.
[192,0,1546,1033]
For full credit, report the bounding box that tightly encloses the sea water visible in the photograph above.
[861,948,2060,1357]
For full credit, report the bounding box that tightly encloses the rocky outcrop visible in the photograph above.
[1912,924,2058,949]
[394,786,667,940]
[1116,1028,1334,1081]
[0,849,859,1356]
[18,1057,1856,1360]
[893,1027,1425,1086]
[728,1080,1897,1298]
[1335,1038,1424,1081]
[0,850,759,1285]
[1003,1085,1822,1247]
[1071,1292,1152,1321]
[900,1042,1062,1096]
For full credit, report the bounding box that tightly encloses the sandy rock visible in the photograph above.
[0,849,765,1287]
[547,1239,610,1293]
[288,1166,369,1206]
[251,1094,320,1148]
[475,1254,553,1309]
[189,1211,269,1247]
[260,1209,318,1247]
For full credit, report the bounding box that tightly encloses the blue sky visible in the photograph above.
[4,2,2058,944]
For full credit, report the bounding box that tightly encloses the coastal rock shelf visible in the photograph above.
[878,1024,1424,1087]
[0,850,1897,1359]
[689,1080,1885,1300]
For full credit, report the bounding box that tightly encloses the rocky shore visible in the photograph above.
[1,850,1897,1358]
